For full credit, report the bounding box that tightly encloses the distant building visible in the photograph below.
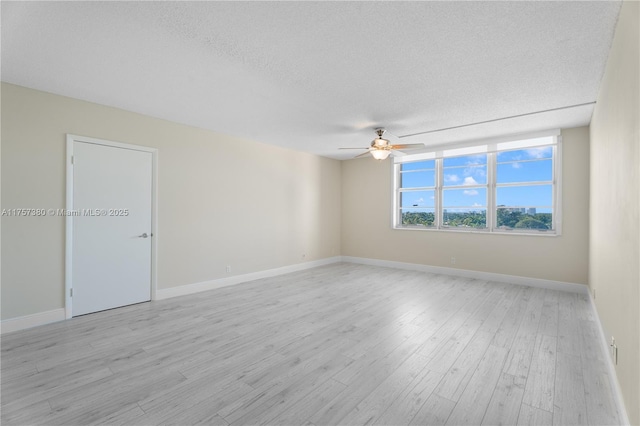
[527,208,537,215]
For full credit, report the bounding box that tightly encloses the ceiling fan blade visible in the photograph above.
[339,147,369,150]
[389,143,425,150]
[354,151,371,159]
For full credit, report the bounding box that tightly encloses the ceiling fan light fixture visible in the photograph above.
[372,137,389,147]
[372,129,389,148]
[371,149,391,160]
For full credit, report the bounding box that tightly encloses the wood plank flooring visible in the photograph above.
[1,263,622,425]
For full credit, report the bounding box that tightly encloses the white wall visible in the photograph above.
[589,2,640,424]
[1,83,342,320]
[341,126,590,285]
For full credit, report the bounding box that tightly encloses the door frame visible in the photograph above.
[65,134,158,319]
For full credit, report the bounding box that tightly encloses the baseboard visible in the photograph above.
[155,256,342,300]
[1,257,342,332]
[340,256,588,294]
[0,256,585,335]
[587,291,631,426]
[1,308,66,335]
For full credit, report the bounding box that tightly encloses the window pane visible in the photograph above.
[400,191,435,208]
[443,165,487,186]
[443,188,486,208]
[401,210,435,227]
[400,170,435,188]
[497,146,553,162]
[401,160,435,171]
[497,159,552,183]
[496,208,553,230]
[496,185,552,207]
[442,209,487,229]
[443,154,487,167]
[443,154,487,186]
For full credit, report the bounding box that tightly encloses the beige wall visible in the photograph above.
[342,126,590,285]
[1,83,342,320]
[589,1,640,424]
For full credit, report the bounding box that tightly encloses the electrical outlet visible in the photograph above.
[302,253,306,260]
[450,257,456,265]
[226,265,231,273]
[610,337,617,364]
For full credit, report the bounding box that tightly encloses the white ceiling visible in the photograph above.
[1,1,621,160]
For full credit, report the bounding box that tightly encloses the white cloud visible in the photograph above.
[512,162,523,169]
[416,198,424,203]
[444,174,460,183]
[463,189,479,196]
[463,176,478,185]
[463,164,486,178]
[526,147,552,159]
[472,203,483,207]
[465,155,485,165]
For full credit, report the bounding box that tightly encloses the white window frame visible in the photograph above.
[392,130,562,236]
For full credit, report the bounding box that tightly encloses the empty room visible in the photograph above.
[1,1,638,425]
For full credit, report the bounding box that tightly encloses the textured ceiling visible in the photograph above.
[1,1,621,160]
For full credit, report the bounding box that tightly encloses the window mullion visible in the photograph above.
[436,158,443,229]
[487,152,496,231]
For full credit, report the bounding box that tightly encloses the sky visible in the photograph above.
[400,147,553,213]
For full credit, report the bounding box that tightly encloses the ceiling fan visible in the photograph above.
[340,128,424,160]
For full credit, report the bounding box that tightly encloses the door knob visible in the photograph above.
[138,233,149,238]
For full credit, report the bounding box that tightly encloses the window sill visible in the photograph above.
[393,225,559,237]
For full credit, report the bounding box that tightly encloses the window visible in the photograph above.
[394,132,560,234]
[442,154,488,229]
[399,160,436,227]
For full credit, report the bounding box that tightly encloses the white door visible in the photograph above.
[71,141,153,316]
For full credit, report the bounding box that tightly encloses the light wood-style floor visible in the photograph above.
[1,263,622,425]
